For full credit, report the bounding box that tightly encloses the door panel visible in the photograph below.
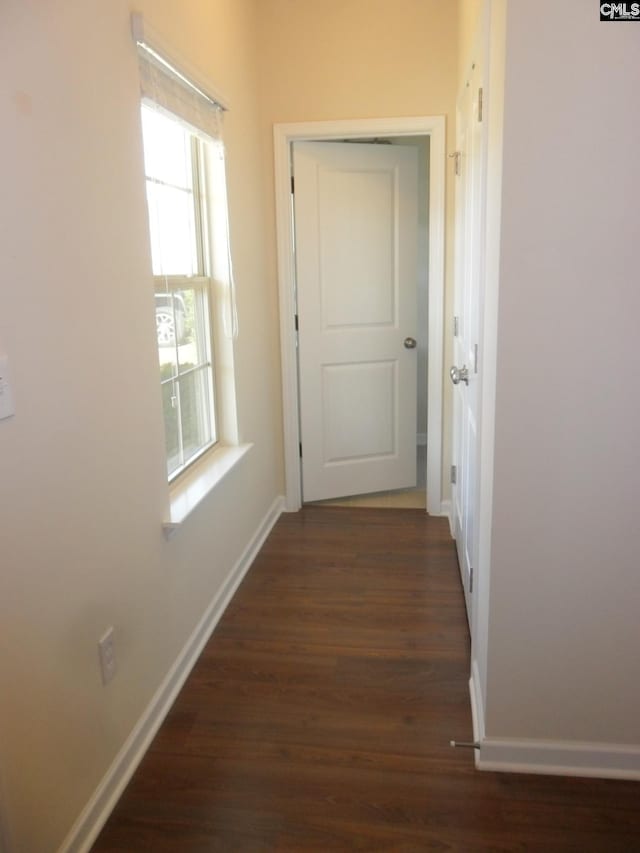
[323,360,396,462]
[294,141,418,503]
[452,66,483,627]
[319,169,396,328]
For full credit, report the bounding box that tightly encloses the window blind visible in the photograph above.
[132,13,226,143]
[132,12,238,340]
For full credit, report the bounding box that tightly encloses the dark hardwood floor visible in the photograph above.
[93,507,640,852]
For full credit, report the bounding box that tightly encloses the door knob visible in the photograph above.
[450,365,469,385]
[404,337,417,349]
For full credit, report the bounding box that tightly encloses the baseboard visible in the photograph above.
[438,499,453,534]
[60,495,285,853]
[469,663,640,780]
[476,736,640,781]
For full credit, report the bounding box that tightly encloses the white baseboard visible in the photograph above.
[60,495,285,853]
[477,736,640,781]
[437,499,453,534]
[469,660,640,781]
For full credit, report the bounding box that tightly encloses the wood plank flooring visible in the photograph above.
[93,507,640,852]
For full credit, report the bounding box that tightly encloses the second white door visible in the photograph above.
[451,64,484,626]
[293,141,419,503]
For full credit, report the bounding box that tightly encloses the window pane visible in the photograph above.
[179,367,215,465]
[161,377,181,477]
[155,286,180,375]
[141,106,193,190]
[146,181,198,276]
[142,103,220,481]
[177,287,210,369]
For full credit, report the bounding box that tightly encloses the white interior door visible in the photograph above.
[452,67,484,625]
[293,141,419,503]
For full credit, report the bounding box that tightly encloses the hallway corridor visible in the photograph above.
[93,508,640,851]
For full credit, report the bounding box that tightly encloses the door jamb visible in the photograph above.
[273,116,446,513]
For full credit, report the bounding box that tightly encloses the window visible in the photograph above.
[141,105,218,480]
[134,20,240,496]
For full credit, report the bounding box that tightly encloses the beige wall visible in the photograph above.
[484,0,640,747]
[257,0,458,123]
[256,0,459,501]
[457,0,483,86]
[0,1,283,849]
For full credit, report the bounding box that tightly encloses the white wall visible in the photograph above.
[0,1,283,849]
[480,0,640,758]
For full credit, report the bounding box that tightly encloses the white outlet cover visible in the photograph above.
[98,627,117,685]
[0,354,15,420]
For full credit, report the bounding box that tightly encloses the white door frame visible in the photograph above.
[274,116,446,513]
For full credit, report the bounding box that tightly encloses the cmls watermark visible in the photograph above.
[600,2,640,19]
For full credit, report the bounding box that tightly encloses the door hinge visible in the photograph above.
[470,567,474,594]
[299,442,303,458]
[450,464,457,485]
[294,314,299,331]
[453,316,459,337]
[474,343,479,373]
[478,87,484,123]
[291,175,295,194]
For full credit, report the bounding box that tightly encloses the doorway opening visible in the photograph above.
[274,117,446,515]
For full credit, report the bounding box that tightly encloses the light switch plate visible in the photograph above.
[0,355,15,420]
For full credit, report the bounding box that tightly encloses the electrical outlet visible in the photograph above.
[98,627,117,685]
[0,354,15,420]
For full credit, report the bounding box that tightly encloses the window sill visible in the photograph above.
[162,443,253,538]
